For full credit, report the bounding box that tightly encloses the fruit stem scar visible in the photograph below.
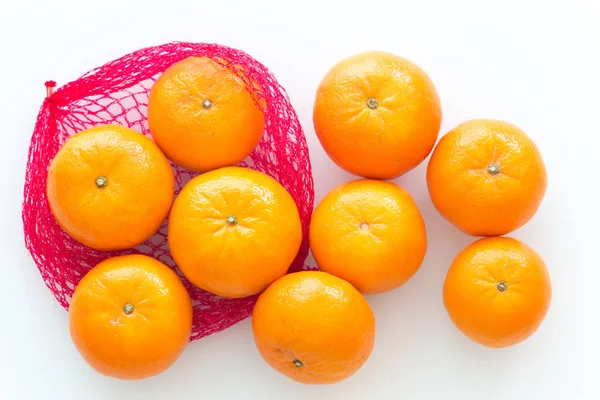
[359,222,370,231]
[227,215,238,225]
[497,281,507,292]
[95,176,108,188]
[123,302,134,314]
[202,99,212,109]
[366,97,379,109]
[487,164,500,175]
[292,359,303,368]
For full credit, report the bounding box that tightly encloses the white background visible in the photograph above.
[1,0,598,399]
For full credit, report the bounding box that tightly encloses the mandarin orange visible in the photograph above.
[168,166,302,298]
[313,51,441,179]
[427,119,547,236]
[310,179,427,294]
[47,125,174,251]
[252,271,375,384]
[69,254,193,379]
[148,57,264,172]
[443,237,551,348]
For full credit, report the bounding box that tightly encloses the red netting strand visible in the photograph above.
[22,42,315,341]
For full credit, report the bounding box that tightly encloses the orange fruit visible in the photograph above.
[313,51,442,179]
[168,166,302,298]
[69,254,193,379]
[443,237,551,348]
[252,271,375,384]
[148,57,264,172]
[427,119,547,236]
[47,125,174,251]
[309,179,427,294]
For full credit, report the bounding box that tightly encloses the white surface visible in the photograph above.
[1,0,598,399]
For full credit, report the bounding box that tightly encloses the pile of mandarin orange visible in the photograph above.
[47,51,550,384]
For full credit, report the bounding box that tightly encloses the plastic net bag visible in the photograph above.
[22,42,314,341]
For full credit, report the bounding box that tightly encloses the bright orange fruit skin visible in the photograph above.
[69,254,193,380]
[47,125,174,251]
[309,180,427,294]
[148,57,264,172]
[443,237,551,348]
[252,271,375,384]
[313,51,442,179]
[427,119,547,236]
[168,166,302,298]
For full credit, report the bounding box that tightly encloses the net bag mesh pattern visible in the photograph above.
[22,42,315,341]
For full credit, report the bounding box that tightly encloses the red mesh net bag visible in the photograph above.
[22,42,315,341]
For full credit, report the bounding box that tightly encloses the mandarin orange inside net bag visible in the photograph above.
[22,42,315,341]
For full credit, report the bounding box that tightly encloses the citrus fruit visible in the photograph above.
[313,51,442,179]
[168,166,302,298]
[69,254,193,379]
[443,237,551,348]
[309,179,427,294]
[47,124,174,251]
[148,56,264,172]
[427,119,547,236]
[252,271,375,384]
